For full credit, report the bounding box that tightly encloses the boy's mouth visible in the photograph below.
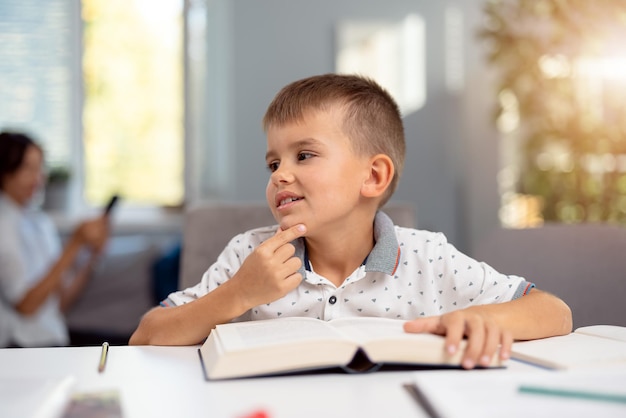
[279,197,301,205]
[276,194,304,208]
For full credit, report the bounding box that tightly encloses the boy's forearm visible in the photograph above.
[129,280,250,346]
[468,289,572,340]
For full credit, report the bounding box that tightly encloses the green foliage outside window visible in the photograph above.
[480,0,626,225]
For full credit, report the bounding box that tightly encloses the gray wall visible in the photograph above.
[202,0,500,254]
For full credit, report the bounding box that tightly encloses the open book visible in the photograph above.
[410,369,626,418]
[511,325,626,370]
[198,316,503,380]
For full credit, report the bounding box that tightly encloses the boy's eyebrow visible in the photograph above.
[265,137,323,160]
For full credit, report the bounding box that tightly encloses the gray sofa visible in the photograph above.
[65,233,180,345]
[473,224,626,329]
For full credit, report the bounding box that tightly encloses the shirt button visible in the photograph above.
[329,295,337,304]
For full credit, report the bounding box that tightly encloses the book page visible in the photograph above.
[412,369,626,418]
[512,333,626,369]
[327,317,464,365]
[329,317,444,347]
[204,317,359,379]
[575,325,626,342]
[215,317,349,351]
[329,317,438,343]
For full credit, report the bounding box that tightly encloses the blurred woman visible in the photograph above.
[0,131,109,347]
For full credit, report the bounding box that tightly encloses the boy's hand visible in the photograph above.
[232,224,307,310]
[403,308,513,369]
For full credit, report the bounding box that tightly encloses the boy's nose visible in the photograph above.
[271,165,294,184]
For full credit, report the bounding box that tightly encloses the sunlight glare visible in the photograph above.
[576,56,626,83]
[539,54,571,78]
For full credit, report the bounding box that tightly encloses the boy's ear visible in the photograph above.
[361,154,394,198]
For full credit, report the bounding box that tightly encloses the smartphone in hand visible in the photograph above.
[103,194,120,216]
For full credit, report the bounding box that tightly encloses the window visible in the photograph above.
[0,0,75,170]
[335,14,426,117]
[82,0,184,207]
[0,0,187,209]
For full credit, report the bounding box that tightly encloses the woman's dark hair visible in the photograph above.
[0,131,43,189]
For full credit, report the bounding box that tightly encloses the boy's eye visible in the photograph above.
[267,161,279,172]
[297,152,314,161]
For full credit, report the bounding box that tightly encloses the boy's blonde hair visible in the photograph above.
[263,73,405,207]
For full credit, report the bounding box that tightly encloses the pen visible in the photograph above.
[403,383,442,418]
[98,342,109,373]
[519,384,626,404]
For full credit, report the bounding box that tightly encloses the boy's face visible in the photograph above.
[265,108,372,236]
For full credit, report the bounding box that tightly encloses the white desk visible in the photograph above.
[0,345,544,418]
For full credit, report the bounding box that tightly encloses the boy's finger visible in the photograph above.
[441,316,465,357]
[403,317,440,334]
[460,316,485,369]
[499,330,513,360]
[267,224,306,250]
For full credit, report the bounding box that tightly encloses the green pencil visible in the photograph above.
[519,384,626,405]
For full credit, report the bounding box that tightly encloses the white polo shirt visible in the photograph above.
[165,212,534,323]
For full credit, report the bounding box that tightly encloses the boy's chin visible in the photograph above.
[278,218,304,233]
[279,220,294,231]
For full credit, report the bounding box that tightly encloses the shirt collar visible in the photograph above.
[293,210,401,278]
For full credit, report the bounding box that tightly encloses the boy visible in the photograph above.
[130,74,572,369]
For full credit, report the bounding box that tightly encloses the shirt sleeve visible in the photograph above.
[162,229,262,307]
[0,219,29,304]
[430,232,535,308]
